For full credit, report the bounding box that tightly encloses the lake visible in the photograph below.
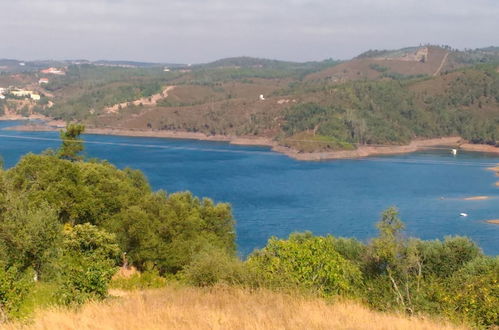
[1,120,498,256]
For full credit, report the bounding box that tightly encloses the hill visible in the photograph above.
[1,45,498,154]
[5,286,465,330]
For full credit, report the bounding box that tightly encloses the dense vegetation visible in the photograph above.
[0,125,496,328]
[0,125,235,317]
[281,65,499,149]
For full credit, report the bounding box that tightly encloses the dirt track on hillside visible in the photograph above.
[105,86,176,113]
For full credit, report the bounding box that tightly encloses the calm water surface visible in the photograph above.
[1,120,498,255]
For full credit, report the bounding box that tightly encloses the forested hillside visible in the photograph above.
[1,45,498,152]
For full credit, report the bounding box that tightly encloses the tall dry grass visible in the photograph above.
[6,286,466,330]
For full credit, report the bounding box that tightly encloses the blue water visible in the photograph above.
[1,120,498,256]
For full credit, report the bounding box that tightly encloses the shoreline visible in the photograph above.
[2,122,499,161]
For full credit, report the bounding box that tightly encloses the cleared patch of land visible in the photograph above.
[104,86,176,113]
[4,286,465,330]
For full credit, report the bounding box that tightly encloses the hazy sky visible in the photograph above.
[1,0,498,63]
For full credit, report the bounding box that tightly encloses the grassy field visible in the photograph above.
[5,286,466,330]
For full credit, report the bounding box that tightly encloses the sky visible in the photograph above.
[1,0,498,63]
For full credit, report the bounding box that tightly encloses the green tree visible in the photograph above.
[0,196,61,279]
[58,124,85,161]
[368,207,422,314]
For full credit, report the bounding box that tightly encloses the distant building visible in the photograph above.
[11,90,32,97]
[40,67,65,75]
[0,94,5,100]
[259,94,265,101]
[11,89,41,100]
[39,78,49,84]
[163,67,170,72]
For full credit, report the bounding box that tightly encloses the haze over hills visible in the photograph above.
[1,45,498,155]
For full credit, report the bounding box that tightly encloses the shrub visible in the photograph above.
[416,236,483,278]
[54,224,120,306]
[443,257,499,327]
[0,265,33,321]
[247,235,362,296]
[181,247,246,287]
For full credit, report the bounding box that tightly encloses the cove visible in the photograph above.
[1,120,498,256]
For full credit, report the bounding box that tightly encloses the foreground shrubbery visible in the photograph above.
[0,125,497,328]
[0,125,235,319]
[173,208,498,328]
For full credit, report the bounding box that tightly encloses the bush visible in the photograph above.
[247,234,362,296]
[181,247,246,287]
[443,257,499,327]
[54,224,120,306]
[0,266,33,321]
[416,236,483,278]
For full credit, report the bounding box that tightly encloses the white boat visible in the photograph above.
[460,213,468,217]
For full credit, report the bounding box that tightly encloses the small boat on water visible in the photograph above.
[460,213,468,217]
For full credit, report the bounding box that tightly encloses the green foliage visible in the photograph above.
[247,234,362,296]
[0,196,61,278]
[416,236,482,278]
[443,257,499,327]
[5,155,150,225]
[0,265,33,321]
[54,224,120,306]
[282,66,498,149]
[181,247,246,287]
[17,282,58,319]
[58,123,85,161]
[110,192,236,274]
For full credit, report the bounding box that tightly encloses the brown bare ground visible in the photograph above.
[105,86,176,113]
[460,144,499,154]
[4,286,466,330]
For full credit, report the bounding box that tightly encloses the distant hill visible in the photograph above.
[197,56,306,69]
[93,60,184,68]
[2,45,498,151]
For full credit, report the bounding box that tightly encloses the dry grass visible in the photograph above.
[5,286,466,330]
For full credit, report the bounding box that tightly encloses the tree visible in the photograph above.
[369,207,421,314]
[58,124,85,161]
[0,196,61,279]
